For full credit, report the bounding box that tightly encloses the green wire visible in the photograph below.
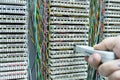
[34,0,44,79]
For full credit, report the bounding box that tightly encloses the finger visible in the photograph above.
[98,59,120,77]
[85,56,89,62]
[112,36,120,58]
[108,70,120,80]
[88,53,101,68]
[94,37,116,51]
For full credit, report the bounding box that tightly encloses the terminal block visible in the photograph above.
[49,65,88,74]
[0,52,27,58]
[49,25,89,33]
[49,0,90,8]
[0,5,27,14]
[0,44,28,52]
[104,18,120,24]
[0,34,27,43]
[0,25,27,33]
[103,33,120,38]
[105,10,120,17]
[49,50,86,58]
[0,0,27,5]
[105,3,120,10]
[0,70,28,80]
[50,17,89,24]
[0,62,27,71]
[49,72,87,80]
[50,7,89,16]
[104,25,120,32]
[49,42,88,49]
[0,53,28,62]
[49,57,87,66]
[0,15,27,23]
[50,33,88,41]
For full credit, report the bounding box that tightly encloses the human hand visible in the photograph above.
[85,36,120,80]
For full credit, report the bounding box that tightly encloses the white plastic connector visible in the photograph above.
[0,70,28,80]
[49,25,89,33]
[49,50,86,58]
[104,18,120,24]
[0,5,27,14]
[105,10,120,17]
[0,44,28,52]
[0,62,28,71]
[50,7,89,16]
[0,25,27,33]
[50,33,88,41]
[103,33,120,38]
[49,0,90,8]
[104,25,120,32]
[49,57,87,66]
[50,72,87,80]
[49,42,88,49]
[49,65,88,74]
[50,17,89,24]
[0,34,27,43]
[0,55,28,62]
[0,15,27,23]
[0,0,27,5]
[0,52,27,57]
[105,3,120,10]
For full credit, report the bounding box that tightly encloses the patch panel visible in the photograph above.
[0,70,28,80]
[104,11,120,17]
[0,34,27,43]
[49,72,87,80]
[49,25,89,33]
[0,44,28,52]
[0,5,27,14]
[48,0,90,80]
[50,7,89,16]
[103,33,120,38]
[50,17,89,24]
[0,0,27,5]
[50,33,88,41]
[49,0,90,8]
[0,25,27,33]
[49,50,86,58]
[104,25,120,32]
[105,3,120,10]
[0,0,28,79]
[0,15,27,23]
[49,42,88,49]
[49,57,87,66]
[49,65,88,74]
[104,18,120,24]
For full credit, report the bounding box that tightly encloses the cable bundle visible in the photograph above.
[29,0,48,79]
